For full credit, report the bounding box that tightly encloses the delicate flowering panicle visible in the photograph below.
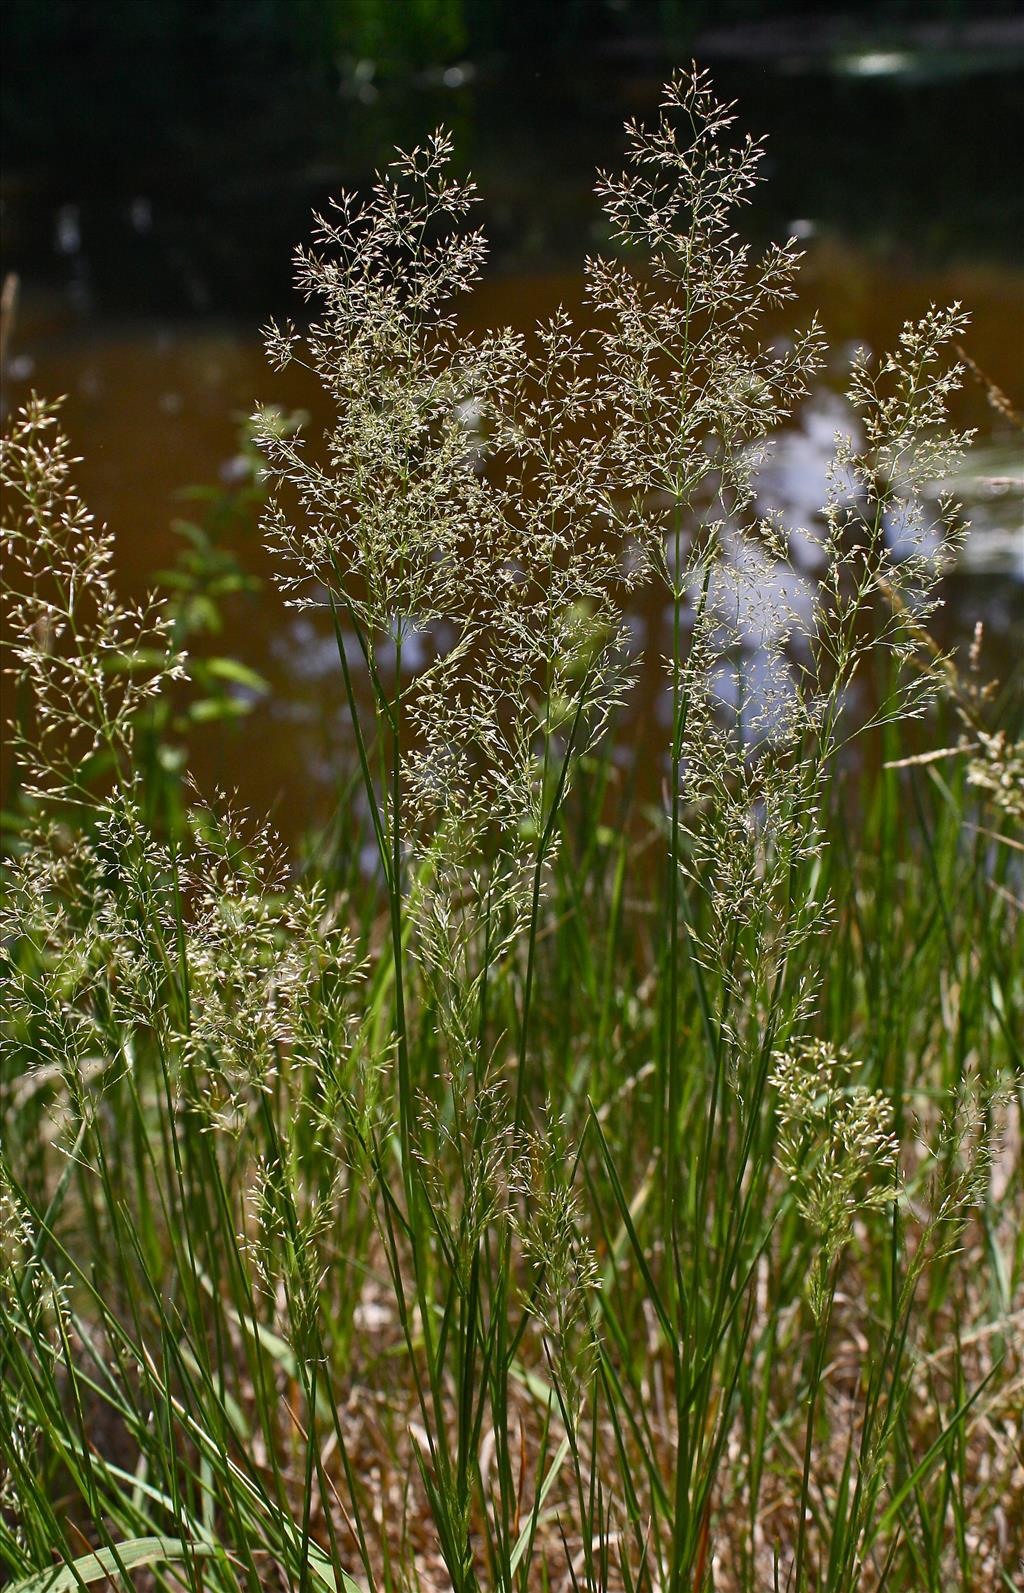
[0,807,171,1128]
[681,736,829,1013]
[590,67,972,754]
[257,133,634,1105]
[255,131,524,635]
[171,803,359,1133]
[415,1077,516,1281]
[915,1079,998,1268]
[1,796,359,1141]
[246,1152,348,1358]
[675,554,830,1023]
[586,67,839,1106]
[847,306,972,499]
[587,69,976,1116]
[400,306,633,1051]
[1,397,186,804]
[589,65,825,574]
[772,1041,900,1319]
[880,613,1023,838]
[810,307,973,750]
[510,1110,600,1415]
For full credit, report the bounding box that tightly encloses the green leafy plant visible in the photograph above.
[2,67,1020,1593]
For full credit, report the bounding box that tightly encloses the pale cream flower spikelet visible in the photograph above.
[771,1040,900,1319]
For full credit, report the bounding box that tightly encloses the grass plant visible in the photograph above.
[2,67,1021,1592]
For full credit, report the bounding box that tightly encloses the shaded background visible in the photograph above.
[5,1,1024,309]
[3,0,1023,832]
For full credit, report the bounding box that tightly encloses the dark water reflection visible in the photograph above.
[5,19,1024,307]
[3,30,1022,835]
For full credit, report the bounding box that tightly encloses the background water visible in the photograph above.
[3,1,1022,834]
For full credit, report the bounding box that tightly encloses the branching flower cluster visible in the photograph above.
[771,1041,900,1320]
[1,396,186,803]
[2,799,358,1142]
[255,134,634,1119]
[587,69,973,1101]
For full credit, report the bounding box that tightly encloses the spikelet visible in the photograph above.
[771,1041,899,1320]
